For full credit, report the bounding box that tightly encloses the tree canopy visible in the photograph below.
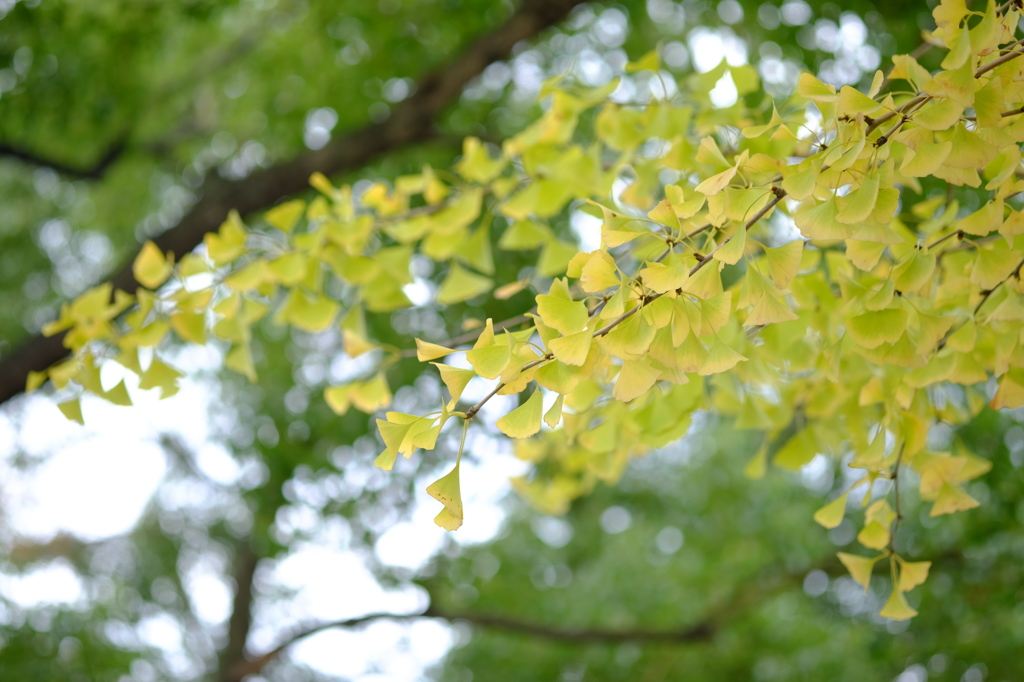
[1,1,1023,681]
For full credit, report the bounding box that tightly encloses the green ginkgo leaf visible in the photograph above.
[438,263,492,304]
[426,461,463,531]
[537,294,588,336]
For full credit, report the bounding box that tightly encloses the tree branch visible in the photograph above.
[218,543,260,682]
[0,137,128,180]
[224,605,715,681]
[0,0,588,408]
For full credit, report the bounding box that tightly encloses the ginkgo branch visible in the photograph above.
[937,255,1024,350]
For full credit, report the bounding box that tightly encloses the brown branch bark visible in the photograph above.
[224,605,715,681]
[0,0,588,408]
[217,543,260,682]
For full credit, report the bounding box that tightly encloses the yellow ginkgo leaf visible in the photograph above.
[432,363,476,408]
[537,294,588,336]
[879,587,918,621]
[580,250,620,292]
[543,394,564,428]
[857,520,890,550]
[763,240,804,289]
[930,482,980,516]
[204,210,247,266]
[813,492,849,529]
[549,329,593,366]
[426,461,464,531]
[697,339,747,376]
[613,358,662,402]
[638,260,690,294]
[350,374,391,413]
[279,290,340,333]
[897,558,931,592]
[265,199,306,233]
[745,293,798,326]
[133,241,174,290]
[837,552,882,592]
[324,385,352,415]
[466,336,512,380]
[416,339,456,362]
[713,224,746,265]
[496,389,544,438]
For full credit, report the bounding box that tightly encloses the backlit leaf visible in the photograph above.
[496,389,544,438]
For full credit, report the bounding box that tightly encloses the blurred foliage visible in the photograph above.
[426,409,1024,682]
[2,1,1009,681]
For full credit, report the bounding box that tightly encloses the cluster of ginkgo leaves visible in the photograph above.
[29,0,1024,620]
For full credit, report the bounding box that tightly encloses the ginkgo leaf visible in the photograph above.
[930,482,980,516]
[912,98,965,130]
[499,219,550,249]
[266,199,306,233]
[695,165,738,196]
[744,442,768,479]
[713,225,746,265]
[836,178,879,225]
[958,199,1003,236]
[970,247,1022,290]
[697,339,747,376]
[991,372,1024,409]
[133,241,174,290]
[879,587,918,621]
[57,399,84,425]
[897,559,931,592]
[138,358,183,399]
[204,211,247,265]
[813,493,849,529]
[544,394,564,428]
[226,344,257,382]
[534,360,584,394]
[104,379,133,407]
[494,280,531,300]
[426,461,463,531]
[537,294,588,335]
[579,250,620,292]
[171,312,206,345]
[466,336,512,379]
[837,552,881,592]
[745,293,798,326]
[846,309,907,349]
[496,389,544,438]
[438,263,492,304]
[279,290,340,332]
[773,429,816,470]
[638,260,690,294]
[342,378,386,415]
[795,199,856,240]
[763,240,803,289]
[416,339,456,362]
[432,363,476,407]
[324,385,352,415]
[549,329,592,366]
[857,521,890,550]
[457,223,494,275]
[613,358,662,402]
